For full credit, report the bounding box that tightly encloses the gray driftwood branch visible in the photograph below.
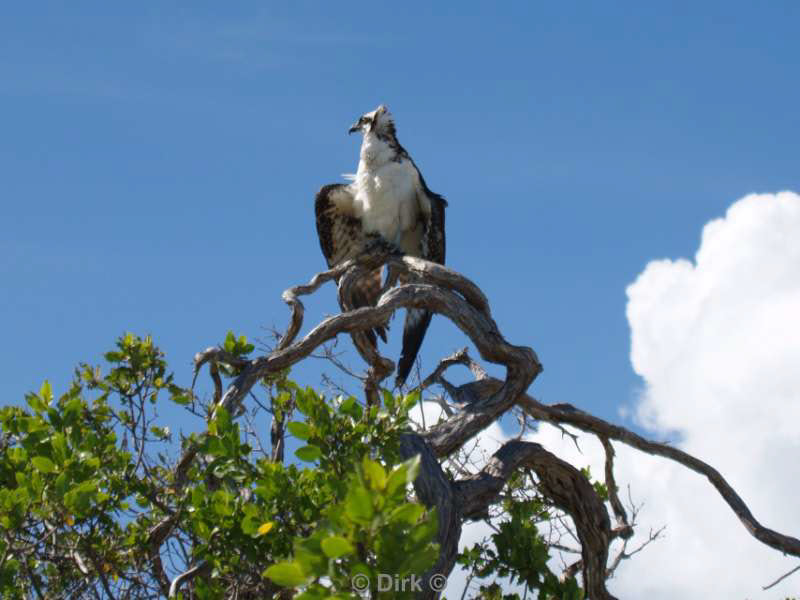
[170,251,800,598]
[442,374,800,560]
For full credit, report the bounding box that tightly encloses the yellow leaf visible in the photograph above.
[257,521,274,536]
[65,515,74,526]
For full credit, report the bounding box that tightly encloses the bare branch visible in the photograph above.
[600,436,632,538]
[763,563,800,590]
[448,373,800,560]
[192,346,249,395]
[452,440,616,599]
[417,347,487,393]
[169,560,211,598]
[606,525,665,578]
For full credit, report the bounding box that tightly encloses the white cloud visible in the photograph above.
[611,191,800,598]
[446,192,800,599]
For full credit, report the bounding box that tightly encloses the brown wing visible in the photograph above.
[416,165,447,265]
[396,170,448,386]
[315,184,387,344]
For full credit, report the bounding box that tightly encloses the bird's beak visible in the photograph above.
[348,123,360,135]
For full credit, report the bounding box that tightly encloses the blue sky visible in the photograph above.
[2,2,798,432]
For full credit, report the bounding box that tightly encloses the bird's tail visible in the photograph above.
[396,308,432,387]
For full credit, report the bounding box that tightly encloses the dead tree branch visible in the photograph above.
[600,436,633,540]
[448,372,800,559]
[170,252,800,597]
[763,563,800,590]
[453,440,615,600]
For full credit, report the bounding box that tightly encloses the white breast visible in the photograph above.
[352,138,419,245]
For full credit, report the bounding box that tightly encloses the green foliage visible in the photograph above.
[580,467,609,502]
[264,456,438,598]
[217,330,256,378]
[0,333,437,598]
[458,499,583,600]
[0,332,589,599]
[0,364,140,595]
[223,330,255,356]
[473,582,521,599]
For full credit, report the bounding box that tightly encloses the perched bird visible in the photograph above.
[315,105,447,386]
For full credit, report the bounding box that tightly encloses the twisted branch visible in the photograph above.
[167,252,800,597]
[441,371,800,559]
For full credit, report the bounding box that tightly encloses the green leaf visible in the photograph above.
[386,455,420,495]
[404,454,421,482]
[389,503,425,525]
[294,387,318,416]
[171,392,191,405]
[320,536,354,559]
[224,331,236,353]
[400,545,439,575]
[386,467,407,496]
[51,432,68,464]
[263,562,308,587]
[338,396,362,419]
[350,562,371,579]
[240,504,258,535]
[295,445,322,462]
[286,421,311,440]
[402,390,420,411]
[35,381,54,409]
[25,393,46,414]
[216,406,232,432]
[293,536,328,575]
[409,514,438,545]
[345,483,374,522]
[31,456,56,474]
[362,457,386,491]
[54,472,70,498]
[294,585,331,600]
[150,425,170,439]
[191,487,206,509]
[64,479,99,516]
[382,388,396,412]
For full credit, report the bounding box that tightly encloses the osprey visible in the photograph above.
[315,105,447,386]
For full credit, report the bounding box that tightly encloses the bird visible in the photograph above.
[314,105,447,387]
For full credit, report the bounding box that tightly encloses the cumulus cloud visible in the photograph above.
[444,192,800,598]
[613,191,800,598]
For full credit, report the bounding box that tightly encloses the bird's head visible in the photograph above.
[348,104,396,138]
